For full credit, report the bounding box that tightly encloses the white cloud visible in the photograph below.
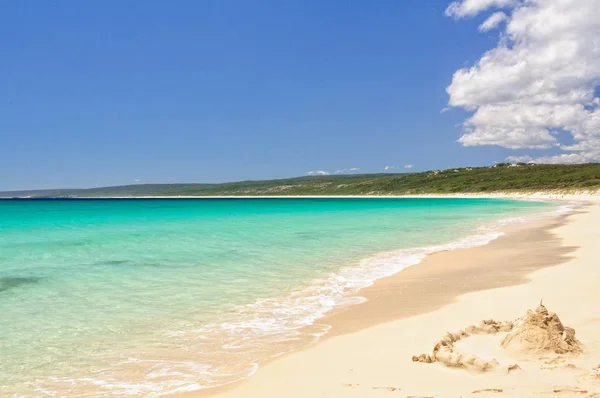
[306,170,329,176]
[506,152,598,164]
[446,0,600,163]
[446,0,516,18]
[404,164,414,169]
[478,11,508,31]
[334,167,360,174]
[505,155,533,163]
[384,165,395,171]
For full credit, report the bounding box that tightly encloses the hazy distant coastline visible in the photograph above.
[2,163,600,199]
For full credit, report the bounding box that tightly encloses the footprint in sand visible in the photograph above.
[472,389,503,394]
[508,364,521,373]
[541,357,585,372]
[545,357,565,365]
[542,361,581,371]
[552,387,588,394]
[372,386,400,391]
[542,357,566,370]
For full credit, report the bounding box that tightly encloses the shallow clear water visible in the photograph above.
[0,198,553,396]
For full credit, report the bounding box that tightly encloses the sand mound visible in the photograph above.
[501,304,582,355]
[413,303,581,372]
[412,319,513,371]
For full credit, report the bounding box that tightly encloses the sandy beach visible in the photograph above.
[184,195,600,398]
[6,0,600,394]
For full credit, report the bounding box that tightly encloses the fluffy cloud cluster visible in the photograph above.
[446,0,600,163]
[334,167,360,174]
[307,168,361,175]
[446,0,517,18]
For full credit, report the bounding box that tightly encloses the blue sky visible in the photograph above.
[2,0,593,190]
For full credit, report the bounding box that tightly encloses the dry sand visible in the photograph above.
[183,195,600,398]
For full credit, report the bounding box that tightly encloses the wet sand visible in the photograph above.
[324,212,577,337]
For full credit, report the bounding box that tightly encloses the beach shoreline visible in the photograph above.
[182,194,600,398]
[3,189,599,201]
[321,209,578,339]
[3,195,582,397]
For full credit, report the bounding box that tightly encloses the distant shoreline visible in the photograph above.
[2,192,598,201]
[2,164,599,199]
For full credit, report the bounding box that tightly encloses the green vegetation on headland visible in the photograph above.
[2,163,600,198]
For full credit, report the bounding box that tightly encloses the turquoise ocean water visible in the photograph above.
[0,198,555,396]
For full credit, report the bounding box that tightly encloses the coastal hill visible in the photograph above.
[2,163,599,198]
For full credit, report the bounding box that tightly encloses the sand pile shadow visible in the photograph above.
[412,303,581,372]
